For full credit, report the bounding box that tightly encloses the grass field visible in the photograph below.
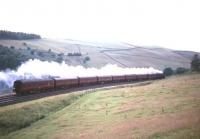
[0,73,200,139]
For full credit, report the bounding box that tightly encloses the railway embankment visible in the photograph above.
[0,81,152,136]
[0,92,85,136]
[0,73,200,139]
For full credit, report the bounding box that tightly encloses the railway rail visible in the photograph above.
[0,81,152,107]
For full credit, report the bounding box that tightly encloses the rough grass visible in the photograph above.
[0,92,85,136]
[0,73,200,139]
[149,124,200,139]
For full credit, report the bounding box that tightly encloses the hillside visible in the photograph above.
[0,73,199,139]
[0,39,199,70]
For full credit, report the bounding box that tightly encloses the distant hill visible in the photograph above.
[0,30,41,40]
[0,38,199,70]
[173,50,199,60]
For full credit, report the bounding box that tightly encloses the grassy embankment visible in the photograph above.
[0,73,200,139]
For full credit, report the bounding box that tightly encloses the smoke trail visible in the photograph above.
[0,59,162,93]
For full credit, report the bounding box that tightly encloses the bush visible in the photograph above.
[163,67,174,76]
[83,56,90,63]
[176,67,188,74]
[85,56,90,61]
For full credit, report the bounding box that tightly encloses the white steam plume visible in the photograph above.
[0,59,162,92]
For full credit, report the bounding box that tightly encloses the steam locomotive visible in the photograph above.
[13,73,164,95]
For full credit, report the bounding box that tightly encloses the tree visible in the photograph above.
[85,56,90,61]
[163,67,174,76]
[0,45,28,70]
[176,67,188,74]
[83,56,90,63]
[191,54,200,71]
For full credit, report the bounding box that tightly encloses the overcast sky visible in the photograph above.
[0,0,200,52]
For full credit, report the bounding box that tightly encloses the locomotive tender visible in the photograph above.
[13,73,164,95]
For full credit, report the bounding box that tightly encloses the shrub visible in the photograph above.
[176,67,188,74]
[83,56,90,63]
[85,56,90,61]
[163,67,174,76]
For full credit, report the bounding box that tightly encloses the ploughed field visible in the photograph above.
[0,73,200,139]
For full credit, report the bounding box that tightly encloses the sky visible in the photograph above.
[0,0,200,52]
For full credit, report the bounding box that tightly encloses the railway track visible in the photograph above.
[0,81,152,107]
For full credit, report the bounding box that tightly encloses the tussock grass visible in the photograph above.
[150,125,200,139]
[0,93,85,136]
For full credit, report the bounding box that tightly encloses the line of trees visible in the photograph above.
[0,30,41,40]
[163,54,200,76]
[163,67,188,76]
